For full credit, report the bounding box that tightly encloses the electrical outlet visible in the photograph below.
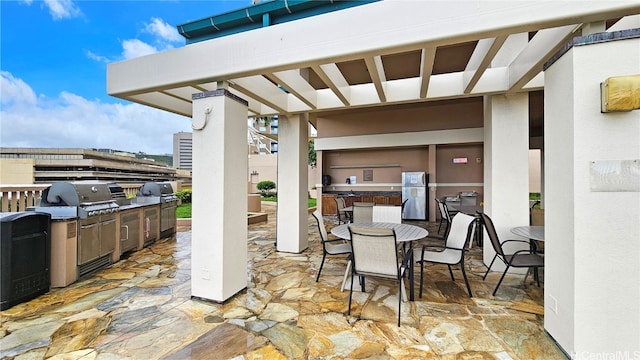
[201,269,210,280]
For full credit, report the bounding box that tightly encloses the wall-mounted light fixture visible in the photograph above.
[600,74,640,113]
[250,170,259,183]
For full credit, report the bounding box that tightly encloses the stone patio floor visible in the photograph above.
[0,202,566,359]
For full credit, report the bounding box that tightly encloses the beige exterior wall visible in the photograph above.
[0,159,35,184]
[247,153,318,196]
[528,149,542,193]
[317,98,483,137]
[316,99,485,200]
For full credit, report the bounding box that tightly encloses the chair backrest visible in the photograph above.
[437,199,451,222]
[335,197,347,209]
[372,205,402,223]
[312,210,329,242]
[478,212,504,257]
[352,203,374,223]
[349,226,398,276]
[445,212,476,249]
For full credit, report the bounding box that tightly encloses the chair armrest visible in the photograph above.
[499,239,531,246]
[424,234,445,241]
[325,237,348,244]
[420,244,465,262]
[422,244,446,252]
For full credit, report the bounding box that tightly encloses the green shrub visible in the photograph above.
[256,180,276,197]
[176,189,192,203]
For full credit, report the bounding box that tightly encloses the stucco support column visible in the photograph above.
[191,89,248,302]
[317,149,324,212]
[483,93,530,270]
[543,33,640,356]
[277,113,309,253]
[428,144,437,221]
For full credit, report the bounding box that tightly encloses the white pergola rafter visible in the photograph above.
[419,46,436,99]
[107,1,640,117]
[311,63,351,107]
[463,36,507,94]
[364,55,387,103]
[507,24,582,92]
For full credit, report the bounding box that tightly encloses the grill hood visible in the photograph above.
[137,182,175,197]
[41,182,114,206]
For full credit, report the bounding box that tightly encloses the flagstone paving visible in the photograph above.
[0,202,565,359]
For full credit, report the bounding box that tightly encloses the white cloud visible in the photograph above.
[121,39,159,60]
[0,72,191,154]
[145,17,182,43]
[0,71,37,106]
[43,0,82,20]
[88,17,182,63]
[86,50,110,63]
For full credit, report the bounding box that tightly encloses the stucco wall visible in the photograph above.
[544,36,640,356]
[0,159,35,184]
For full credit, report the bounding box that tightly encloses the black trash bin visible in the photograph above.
[0,212,51,310]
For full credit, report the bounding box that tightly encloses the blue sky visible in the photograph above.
[1,0,248,154]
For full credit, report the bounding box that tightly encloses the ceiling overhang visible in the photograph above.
[107,1,640,119]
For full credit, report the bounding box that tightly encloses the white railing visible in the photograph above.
[0,184,49,212]
[0,184,143,212]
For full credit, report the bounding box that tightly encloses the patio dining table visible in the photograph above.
[331,222,428,301]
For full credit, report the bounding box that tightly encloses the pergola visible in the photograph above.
[107,1,640,356]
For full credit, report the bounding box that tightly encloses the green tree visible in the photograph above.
[308,140,316,168]
[256,180,276,197]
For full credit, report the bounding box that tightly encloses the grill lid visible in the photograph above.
[107,183,126,199]
[41,181,114,206]
[137,182,175,197]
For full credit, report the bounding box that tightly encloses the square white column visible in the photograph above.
[483,93,531,270]
[544,34,640,356]
[277,114,309,253]
[191,89,248,302]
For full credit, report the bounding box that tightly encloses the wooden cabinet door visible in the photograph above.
[373,195,387,205]
[322,195,337,215]
[343,196,361,207]
[360,195,373,203]
[388,195,402,206]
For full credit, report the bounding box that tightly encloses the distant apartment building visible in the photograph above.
[248,117,278,154]
[173,132,193,171]
[174,118,278,167]
[0,147,186,185]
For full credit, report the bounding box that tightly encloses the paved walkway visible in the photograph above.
[0,202,565,359]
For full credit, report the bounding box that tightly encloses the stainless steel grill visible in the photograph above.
[29,181,119,277]
[134,182,178,238]
[107,182,130,206]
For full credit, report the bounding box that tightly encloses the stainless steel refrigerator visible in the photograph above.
[402,171,428,220]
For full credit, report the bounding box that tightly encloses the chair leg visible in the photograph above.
[341,260,352,292]
[419,261,425,298]
[316,253,327,282]
[459,262,473,297]
[348,271,355,316]
[492,265,510,296]
[437,219,443,233]
[447,265,455,281]
[483,254,498,280]
[397,281,402,327]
